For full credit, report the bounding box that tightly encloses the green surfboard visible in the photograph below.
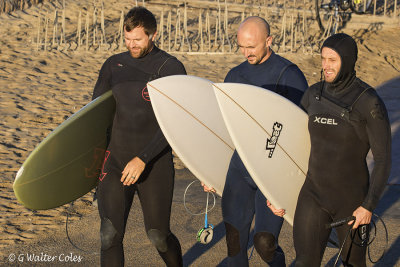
[13,90,115,210]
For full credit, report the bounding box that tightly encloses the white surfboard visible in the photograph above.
[147,75,234,196]
[213,83,310,226]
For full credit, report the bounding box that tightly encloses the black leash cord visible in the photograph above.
[326,216,355,229]
[66,202,99,255]
[328,214,388,266]
[333,220,355,267]
[368,214,388,263]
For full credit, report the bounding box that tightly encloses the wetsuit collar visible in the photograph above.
[245,50,277,68]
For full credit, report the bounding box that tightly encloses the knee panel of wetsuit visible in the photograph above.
[100,217,118,251]
[147,229,168,253]
[224,222,241,257]
[254,232,277,263]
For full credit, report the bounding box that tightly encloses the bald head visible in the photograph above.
[238,16,270,38]
[237,16,272,65]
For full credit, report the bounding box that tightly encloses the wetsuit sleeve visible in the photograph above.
[137,58,187,164]
[360,91,392,211]
[224,69,234,83]
[279,65,309,106]
[92,58,112,100]
[137,130,169,164]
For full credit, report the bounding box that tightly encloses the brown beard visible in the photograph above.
[128,43,154,59]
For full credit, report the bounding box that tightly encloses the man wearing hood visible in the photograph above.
[293,33,391,266]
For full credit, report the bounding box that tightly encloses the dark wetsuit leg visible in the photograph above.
[222,151,255,267]
[294,181,367,267]
[97,154,136,267]
[136,151,182,267]
[254,189,285,266]
[98,150,182,267]
[293,184,332,267]
[335,215,367,267]
[222,151,285,267]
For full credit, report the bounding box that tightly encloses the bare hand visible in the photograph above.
[267,200,286,217]
[201,182,216,193]
[348,206,372,229]
[121,157,145,186]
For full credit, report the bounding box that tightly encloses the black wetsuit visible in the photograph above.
[293,34,392,267]
[92,46,186,267]
[222,51,308,267]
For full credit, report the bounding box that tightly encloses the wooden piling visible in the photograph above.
[77,11,82,49]
[36,14,41,51]
[160,9,164,49]
[167,10,171,51]
[44,12,49,51]
[85,11,89,51]
[119,10,124,51]
[199,9,203,52]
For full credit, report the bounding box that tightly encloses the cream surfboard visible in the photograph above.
[213,83,310,226]
[147,75,234,196]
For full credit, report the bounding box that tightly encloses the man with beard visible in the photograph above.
[203,16,308,266]
[92,7,186,267]
[293,33,391,266]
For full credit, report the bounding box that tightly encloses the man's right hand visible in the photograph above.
[201,182,216,193]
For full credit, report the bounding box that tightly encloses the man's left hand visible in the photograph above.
[348,206,372,229]
[121,157,146,186]
[267,200,286,217]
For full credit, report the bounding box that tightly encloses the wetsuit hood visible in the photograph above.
[321,33,358,94]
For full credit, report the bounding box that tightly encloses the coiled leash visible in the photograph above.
[327,213,388,266]
[183,180,216,244]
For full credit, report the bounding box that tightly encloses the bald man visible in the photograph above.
[217,17,308,266]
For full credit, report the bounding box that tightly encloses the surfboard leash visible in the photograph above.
[183,180,216,216]
[327,214,388,266]
[332,218,355,267]
[65,202,100,256]
[367,214,388,264]
[183,180,217,244]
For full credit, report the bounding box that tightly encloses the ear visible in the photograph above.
[150,31,158,42]
[266,35,273,47]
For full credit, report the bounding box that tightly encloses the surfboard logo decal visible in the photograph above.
[99,151,111,181]
[266,122,283,158]
[85,148,106,178]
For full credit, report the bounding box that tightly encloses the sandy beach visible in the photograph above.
[0,0,399,266]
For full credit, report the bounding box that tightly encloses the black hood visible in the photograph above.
[321,33,358,93]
